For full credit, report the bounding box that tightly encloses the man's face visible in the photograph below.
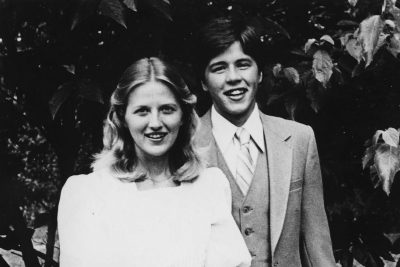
[202,41,262,126]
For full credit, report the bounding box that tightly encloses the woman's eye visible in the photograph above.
[134,108,149,115]
[161,106,176,114]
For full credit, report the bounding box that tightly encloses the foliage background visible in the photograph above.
[1,0,400,266]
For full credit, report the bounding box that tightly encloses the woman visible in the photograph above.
[57,57,251,267]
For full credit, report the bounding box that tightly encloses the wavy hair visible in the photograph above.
[92,57,203,182]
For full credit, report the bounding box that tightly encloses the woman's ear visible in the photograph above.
[258,71,263,84]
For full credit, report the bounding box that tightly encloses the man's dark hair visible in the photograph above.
[194,14,265,79]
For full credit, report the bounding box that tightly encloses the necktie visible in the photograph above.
[235,127,254,195]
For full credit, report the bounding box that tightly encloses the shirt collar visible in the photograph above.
[210,105,265,152]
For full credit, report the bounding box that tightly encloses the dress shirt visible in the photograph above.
[211,105,265,178]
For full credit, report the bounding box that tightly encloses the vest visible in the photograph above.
[214,137,271,267]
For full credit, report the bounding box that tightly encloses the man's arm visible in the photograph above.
[300,126,336,267]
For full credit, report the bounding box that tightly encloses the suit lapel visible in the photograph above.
[196,111,244,198]
[261,114,293,255]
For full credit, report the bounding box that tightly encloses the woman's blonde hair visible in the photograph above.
[92,57,203,182]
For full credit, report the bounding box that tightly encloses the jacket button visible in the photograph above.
[244,228,254,236]
[243,206,252,213]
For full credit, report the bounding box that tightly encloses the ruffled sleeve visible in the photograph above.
[58,174,103,267]
[204,168,252,267]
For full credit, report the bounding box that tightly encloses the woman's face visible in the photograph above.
[124,81,183,161]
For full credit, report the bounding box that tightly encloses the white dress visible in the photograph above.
[58,167,251,267]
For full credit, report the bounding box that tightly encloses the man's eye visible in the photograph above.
[237,61,252,69]
[210,65,226,73]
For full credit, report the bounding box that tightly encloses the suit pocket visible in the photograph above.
[289,178,303,192]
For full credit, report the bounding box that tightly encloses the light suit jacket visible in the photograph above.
[194,110,336,267]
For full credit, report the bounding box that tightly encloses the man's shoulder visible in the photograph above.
[260,112,311,133]
[259,112,313,143]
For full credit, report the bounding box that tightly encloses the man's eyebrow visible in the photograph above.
[208,61,226,67]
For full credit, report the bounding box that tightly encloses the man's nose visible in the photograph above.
[226,66,241,83]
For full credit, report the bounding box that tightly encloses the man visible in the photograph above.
[194,15,336,267]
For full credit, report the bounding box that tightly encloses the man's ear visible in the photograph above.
[258,72,263,84]
[201,81,209,92]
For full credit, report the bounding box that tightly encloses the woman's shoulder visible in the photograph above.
[195,167,230,191]
[62,169,113,195]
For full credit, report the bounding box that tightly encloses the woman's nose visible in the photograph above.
[148,112,162,129]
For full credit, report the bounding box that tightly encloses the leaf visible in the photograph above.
[272,63,282,77]
[363,128,400,194]
[49,82,75,119]
[260,17,291,40]
[123,0,137,12]
[393,236,400,254]
[320,35,335,46]
[374,144,400,195]
[77,80,104,104]
[98,0,127,28]
[357,15,385,66]
[71,0,101,30]
[146,0,172,21]
[304,38,317,53]
[348,0,358,7]
[383,0,400,27]
[345,36,363,63]
[62,64,76,75]
[372,128,400,147]
[272,64,299,85]
[362,144,376,169]
[283,67,300,84]
[337,20,359,27]
[387,32,400,58]
[353,243,385,267]
[312,50,333,87]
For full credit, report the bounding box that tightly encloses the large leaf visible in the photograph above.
[123,0,137,12]
[341,34,363,63]
[357,15,385,66]
[312,50,333,88]
[374,144,400,195]
[98,0,127,28]
[77,80,104,104]
[71,0,101,30]
[145,0,172,21]
[372,128,400,147]
[363,128,400,195]
[49,82,75,119]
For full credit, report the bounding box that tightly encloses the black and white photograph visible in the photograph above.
[1,0,400,266]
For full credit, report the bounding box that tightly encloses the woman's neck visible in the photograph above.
[137,155,171,182]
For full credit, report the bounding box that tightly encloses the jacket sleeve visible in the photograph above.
[300,126,336,267]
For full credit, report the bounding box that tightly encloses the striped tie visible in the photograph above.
[235,127,254,195]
